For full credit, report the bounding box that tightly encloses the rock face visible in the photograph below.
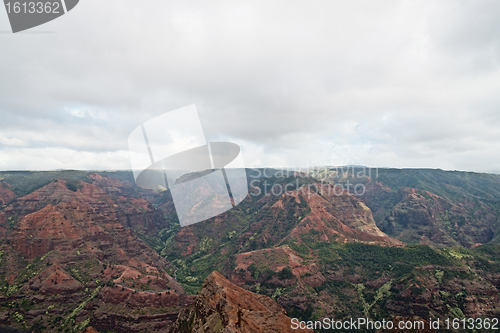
[308,167,500,248]
[362,185,498,247]
[0,177,189,332]
[4,178,168,236]
[169,271,312,333]
[3,179,107,217]
[81,327,99,333]
[89,173,137,198]
[0,211,8,238]
[235,183,401,249]
[28,263,83,295]
[1,169,500,332]
[9,201,104,260]
[90,312,180,333]
[383,265,500,320]
[7,198,169,267]
[159,177,402,331]
[5,196,184,294]
[0,182,16,206]
[282,184,399,244]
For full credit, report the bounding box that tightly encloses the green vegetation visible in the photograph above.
[62,286,101,332]
[65,179,82,192]
[0,254,49,296]
[355,280,393,318]
[309,167,500,247]
[136,231,164,253]
[300,241,452,281]
[1,168,500,331]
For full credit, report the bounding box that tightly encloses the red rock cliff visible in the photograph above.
[169,271,313,333]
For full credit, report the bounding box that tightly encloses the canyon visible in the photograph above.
[0,168,499,332]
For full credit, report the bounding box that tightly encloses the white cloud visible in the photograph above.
[65,108,86,118]
[0,136,26,147]
[0,147,130,171]
[0,0,499,173]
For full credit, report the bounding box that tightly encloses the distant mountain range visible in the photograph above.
[0,168,499,332]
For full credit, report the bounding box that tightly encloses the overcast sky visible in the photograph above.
[0,0,499,173]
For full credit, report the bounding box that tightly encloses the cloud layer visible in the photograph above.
[1,0,499,173]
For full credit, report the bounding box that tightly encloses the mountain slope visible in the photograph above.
[0,182,16,207]
[0,177,191,333]
[169,271,312,333]
[309,167,500,247]
[0,169,499,332]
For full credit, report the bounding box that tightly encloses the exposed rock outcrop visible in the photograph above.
[0,182,16,206]
[80,327,100,333]
[0,179,187,332]
[0,212,8,238]
[3,179,107,217]
[3,177,168,238]
[169,271,312,333]
[28,262,83,295]
[261,183,401,246]
[89,173,137,198]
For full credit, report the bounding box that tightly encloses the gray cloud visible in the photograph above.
[0,0,499,173]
